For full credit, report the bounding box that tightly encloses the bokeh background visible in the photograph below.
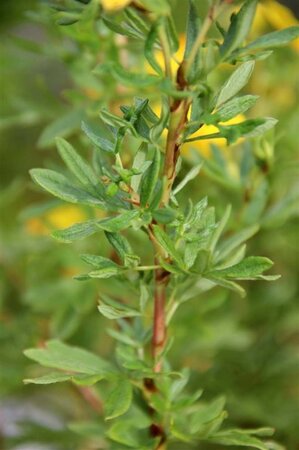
[1,1,299,449]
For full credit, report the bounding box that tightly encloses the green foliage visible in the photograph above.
[1,0,299,449]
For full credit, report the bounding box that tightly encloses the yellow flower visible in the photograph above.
[252,0,299,52]
[101,0,131,12]
[26,205,88,235]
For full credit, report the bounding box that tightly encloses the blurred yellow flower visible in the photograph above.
[26,205,87,235]
[253,0,299,52]
[101,0,131,12]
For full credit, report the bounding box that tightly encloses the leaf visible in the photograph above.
[207,276,246,297]
[152,225,185,270]
[243,26,299,51]
[140,148,161,207]
[24,372,72,385]
[149,96,169,143]
[96,210,139,232]
[105,380,133,420]
[38,109,84,148]
[173,163,202,196]
[131,142,148,192]
[209,256,277,280]
[184,0,200,60]
[52,220,99,243]
[56,137,99,191]
[105,232,134,266]
[190,396,226,434]
[152,207,177,224]
[81,120,115,153]
[30,169,104,207]
[98,296,140,320]
[138,0,170,15]
[241,117,278,138]
[215,95,259,122]
[80,254,124,279]
[209,204,232,253]
[216,225,259,261]
[24,340,112,375]
[216,61,255,107]
[208,429,271,450]
[94,62,160,87]
[220,0,258,58]
[145,20,163,75]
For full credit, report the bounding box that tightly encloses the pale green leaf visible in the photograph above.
[105,380,133,420]
[24,340,113,375]
[216,61,255,107]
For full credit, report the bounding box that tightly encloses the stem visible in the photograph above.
[158,26,173,80]
[152,266,168,372]
[184,1,224,75]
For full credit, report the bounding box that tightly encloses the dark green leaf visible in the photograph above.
[220,0,258,58]
[145,20,163,75]
[140,148,161,207]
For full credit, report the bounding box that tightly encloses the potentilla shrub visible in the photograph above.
[25,1,299,449]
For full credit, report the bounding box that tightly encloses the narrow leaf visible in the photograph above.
[140,148,161,207]
[152,225,185,269]
[244,26,299,51]
[30,169,104,207]
[216,61,255,107]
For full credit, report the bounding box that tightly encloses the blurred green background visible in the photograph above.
[0,1,299,449]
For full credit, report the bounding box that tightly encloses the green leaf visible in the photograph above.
[216,225,260,263]
[56,137,99,191]
[105,232,136,266]
[243,26,299,51]
[207,429,271,450]
[81,120,115,153]
[190,396,226,434]
[216,61,255,107]
[184,0,200,60]
[210,256,277,280]
[24,372,72,385]
[52,220,99,243]
[220,0,258,58]
[215,95,259,122]
[138,0,170,15]
[98,296,140,320]
[145,20,163,75]
[140,148,161,207]
[96,210,140,232]
[152,225,185,270]
[152,207,177,224]
[94,62,160,87]
[105,380,133,420]
[30,169,105,207]
[38,109,84,148]
[173,163,202,196]
[149,96,169,143]
[24,340,112,375]
[207,276,246,297]
[80,254,124,279]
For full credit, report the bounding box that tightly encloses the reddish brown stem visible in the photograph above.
[152,267,168,372]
